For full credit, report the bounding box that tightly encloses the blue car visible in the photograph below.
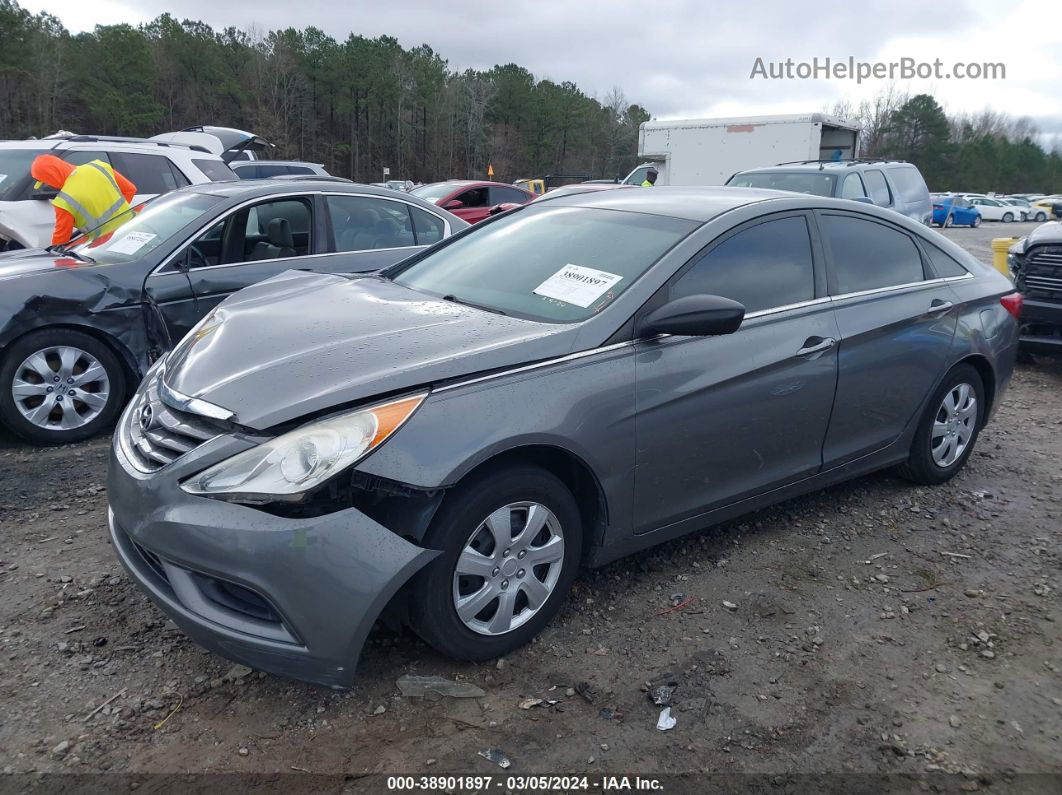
[932,196,981,228]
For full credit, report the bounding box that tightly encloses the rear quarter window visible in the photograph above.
[923,242,969,278]
[888,166,930,203]
[820,214,926,294]
[192,159,238,182]
[862,170,893,206]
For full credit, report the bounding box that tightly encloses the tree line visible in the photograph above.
[0,0,648,183]
[833,90,1061,194]
[2,0,1058,192]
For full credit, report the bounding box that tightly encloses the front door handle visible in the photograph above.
[927,299,954,314]
[796,336,837,357]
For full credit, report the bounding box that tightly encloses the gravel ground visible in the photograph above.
[0,224,1059,790]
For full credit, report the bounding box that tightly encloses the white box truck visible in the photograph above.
[622,113,860,187]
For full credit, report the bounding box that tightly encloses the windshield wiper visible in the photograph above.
[441,294,507,316]
[58,248,95,264]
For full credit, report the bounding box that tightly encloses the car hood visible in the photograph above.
[162,271,576,429]
[0,247,97,279]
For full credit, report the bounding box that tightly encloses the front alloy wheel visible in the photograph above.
[453,502,565,636]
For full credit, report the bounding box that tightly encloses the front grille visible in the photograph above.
[1022,245,1062,299]
[124,376,221,472]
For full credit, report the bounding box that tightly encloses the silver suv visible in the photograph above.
[0,135,238,250]
[727,159,933,225]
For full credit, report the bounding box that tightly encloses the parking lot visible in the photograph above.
[0,222,1059,786]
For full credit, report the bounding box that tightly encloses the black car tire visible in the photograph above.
[1034,212,1047,222]
[408,464,582,661]
[943,214,953,228]
[897,364,984,486]
[1002,212,1014,223]
[971,215,981,228]
[0,329,127,445]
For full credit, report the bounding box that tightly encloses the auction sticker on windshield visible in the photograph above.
[107,231,157,255]
[533,264,622,308]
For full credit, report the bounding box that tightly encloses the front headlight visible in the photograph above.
[180,393,426,500]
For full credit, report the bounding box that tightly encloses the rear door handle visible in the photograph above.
[796,337,836,357]
[928,299,954,314]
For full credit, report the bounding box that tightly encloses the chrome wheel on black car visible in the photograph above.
[0,329,125,445]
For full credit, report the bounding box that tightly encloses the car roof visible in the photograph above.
[536,185,803,222]
[737,160,912,175]
[182,178,427,200]
[232,160,323,168]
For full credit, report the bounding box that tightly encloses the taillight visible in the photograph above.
[1000,292,1023,319]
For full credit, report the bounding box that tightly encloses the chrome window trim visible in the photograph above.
[434,273,975,395]
[151,190,450,276]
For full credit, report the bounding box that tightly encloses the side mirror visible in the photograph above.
[641,294,745,337]
[443,199,464,210]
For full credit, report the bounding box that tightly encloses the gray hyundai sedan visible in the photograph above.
[108,187,1020,687]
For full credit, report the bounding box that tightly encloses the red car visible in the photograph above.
[411,180,534,224]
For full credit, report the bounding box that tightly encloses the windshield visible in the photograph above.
[411,183,460,203]
[66,192,222,264]
[391,206,696,323]
[727,171,837,197]
[0,148,46,200]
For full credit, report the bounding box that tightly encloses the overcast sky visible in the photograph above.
[21,0,1062,146]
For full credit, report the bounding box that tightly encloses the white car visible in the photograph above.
[965,196,1027,222]
[0,130,261,250]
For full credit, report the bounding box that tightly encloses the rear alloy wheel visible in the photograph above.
[943,214,954,228]
[1034,212,1047,222]
[971,214,981,227]
[409,465,582,660]
[0,329,126,445]
[1002,212,1014,223]
[897,364,984,485]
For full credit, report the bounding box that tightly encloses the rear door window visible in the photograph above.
[670,215,816,313]
[863,170,893,206]
[820,214,926,294]
[108,152,183,194]
[233,165,259,180]
[840,173,868,199]
[327,195,416,252]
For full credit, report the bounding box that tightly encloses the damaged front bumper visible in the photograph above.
[108,427,439,688]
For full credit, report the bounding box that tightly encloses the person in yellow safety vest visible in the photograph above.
[640,168,659,187]
[30,154,137,246]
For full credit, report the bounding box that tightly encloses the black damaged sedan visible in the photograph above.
[0,179,464,444]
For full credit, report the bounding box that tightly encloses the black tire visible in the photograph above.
[971,214,981,228]
[408,465,583,661]
[897,364,985,485]
[1034,212,1046,222]
[1002,212,1014,223]
[944,214,953,228]
[0,329,127,445]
